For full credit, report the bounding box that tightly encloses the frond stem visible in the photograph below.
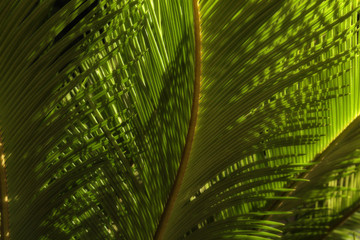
[153,0,201,239]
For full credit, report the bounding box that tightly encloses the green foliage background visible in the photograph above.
[1,0,360,239]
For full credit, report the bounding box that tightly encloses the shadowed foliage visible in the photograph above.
[1,0,360,240]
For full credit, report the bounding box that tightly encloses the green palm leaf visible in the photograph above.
[1,0,360,239]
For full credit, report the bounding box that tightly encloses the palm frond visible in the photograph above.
[327,211,360,239]
[1,0,194,239]
[160,0,360,239]
[2,0,360,239]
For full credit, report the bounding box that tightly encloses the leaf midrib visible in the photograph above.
[153,0,202,239]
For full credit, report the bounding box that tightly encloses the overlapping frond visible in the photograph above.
[1,0,360,239]
[327,211,360,239]
[278,116,360,239]
[0,0,195,239]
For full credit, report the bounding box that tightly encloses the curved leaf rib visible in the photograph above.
[153,0,202,239]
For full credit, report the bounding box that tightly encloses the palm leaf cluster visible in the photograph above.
[1,0,360,239]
